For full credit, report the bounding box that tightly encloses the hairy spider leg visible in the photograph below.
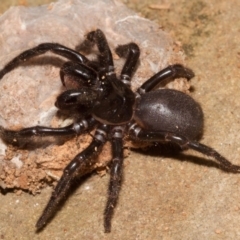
[60,61,98,88]
[36,124,110,231]
[129,124,240,172]
[138,64,195,94]
[104,126,125,233]
[0,116,96,146]
[0,43,90,80]
[115,43,140,86]
[78,29,115,75]
[55,88,98,111]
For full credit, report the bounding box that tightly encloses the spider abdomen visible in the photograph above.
[134,89,204,140]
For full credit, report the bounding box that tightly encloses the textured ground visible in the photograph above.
[0,0,240,239]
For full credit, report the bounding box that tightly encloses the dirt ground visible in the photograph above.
[0,0,240,239]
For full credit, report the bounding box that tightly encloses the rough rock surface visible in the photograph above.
[0,0,189,193]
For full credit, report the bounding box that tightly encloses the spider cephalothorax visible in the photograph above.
[0,29,239,233]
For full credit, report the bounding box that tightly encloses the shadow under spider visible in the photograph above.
[132,143,238,173]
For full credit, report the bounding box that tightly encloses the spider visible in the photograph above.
[0,29,239,233]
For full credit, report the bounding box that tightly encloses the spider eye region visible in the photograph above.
[92,77,135,125]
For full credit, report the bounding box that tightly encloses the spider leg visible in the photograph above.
[36,124,109,231]
[0,116,96,146]
[55,88,98,111]
[104,126,124,233]
[129,123,240,172]
[115,43,140,86]
[138,64,195,94]
[0,43,90,80]
[60,61,98,88]
[78,29,115,75]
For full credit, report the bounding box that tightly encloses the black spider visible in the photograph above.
[0,29,239,233]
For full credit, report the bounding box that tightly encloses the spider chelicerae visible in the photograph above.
[0,29,239,233]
